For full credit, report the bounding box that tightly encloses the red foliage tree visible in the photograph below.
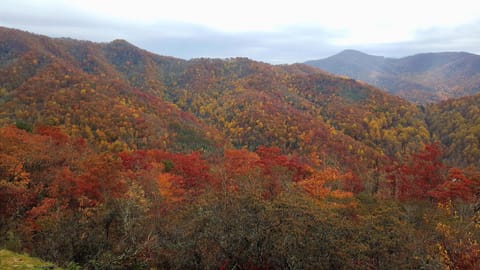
[254,146,309,199]
[386,143,478,202]
[386,143,446,200]
[428,168,477,202]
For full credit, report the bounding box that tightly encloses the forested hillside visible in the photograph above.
[427,93,480,168]
[1,27,480,269]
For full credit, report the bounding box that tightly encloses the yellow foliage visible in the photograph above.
[298,167,354,208]
[157,173,184,202]
[330,190,353,199]
[298,167,338,198]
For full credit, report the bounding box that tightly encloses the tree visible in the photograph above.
[428,168,477,202]
[386,143,447,201]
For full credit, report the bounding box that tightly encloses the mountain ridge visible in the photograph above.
[305,50,480,103]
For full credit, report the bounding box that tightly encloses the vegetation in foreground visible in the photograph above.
[0,249,62,270]
[1,126,479,269]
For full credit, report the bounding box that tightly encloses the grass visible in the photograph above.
[0,249,62,270]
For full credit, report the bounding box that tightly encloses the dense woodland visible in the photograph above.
[1,27,480,269]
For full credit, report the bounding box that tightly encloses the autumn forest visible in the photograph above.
[1,27,480,269]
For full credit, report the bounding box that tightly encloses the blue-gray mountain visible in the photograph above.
[305,50,480,103]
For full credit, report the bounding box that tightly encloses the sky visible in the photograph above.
[1,0,480,64]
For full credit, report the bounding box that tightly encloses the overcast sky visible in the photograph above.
[1,0,480,64]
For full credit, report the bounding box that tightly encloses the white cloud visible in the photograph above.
[52,0,480,33]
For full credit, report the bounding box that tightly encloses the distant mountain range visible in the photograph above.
[305,50,480,103]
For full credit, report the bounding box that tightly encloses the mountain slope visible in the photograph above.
[0,27,222,153]
[305,50,480,103]
[134,56,429,173]
[0,27,431,176]
[4,27,480,173]
[427,93,480,168]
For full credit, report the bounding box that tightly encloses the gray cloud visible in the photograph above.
[0,0,125,41]
[352,21,480,58]
[410,22,480,54]
[132,24,341,63]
